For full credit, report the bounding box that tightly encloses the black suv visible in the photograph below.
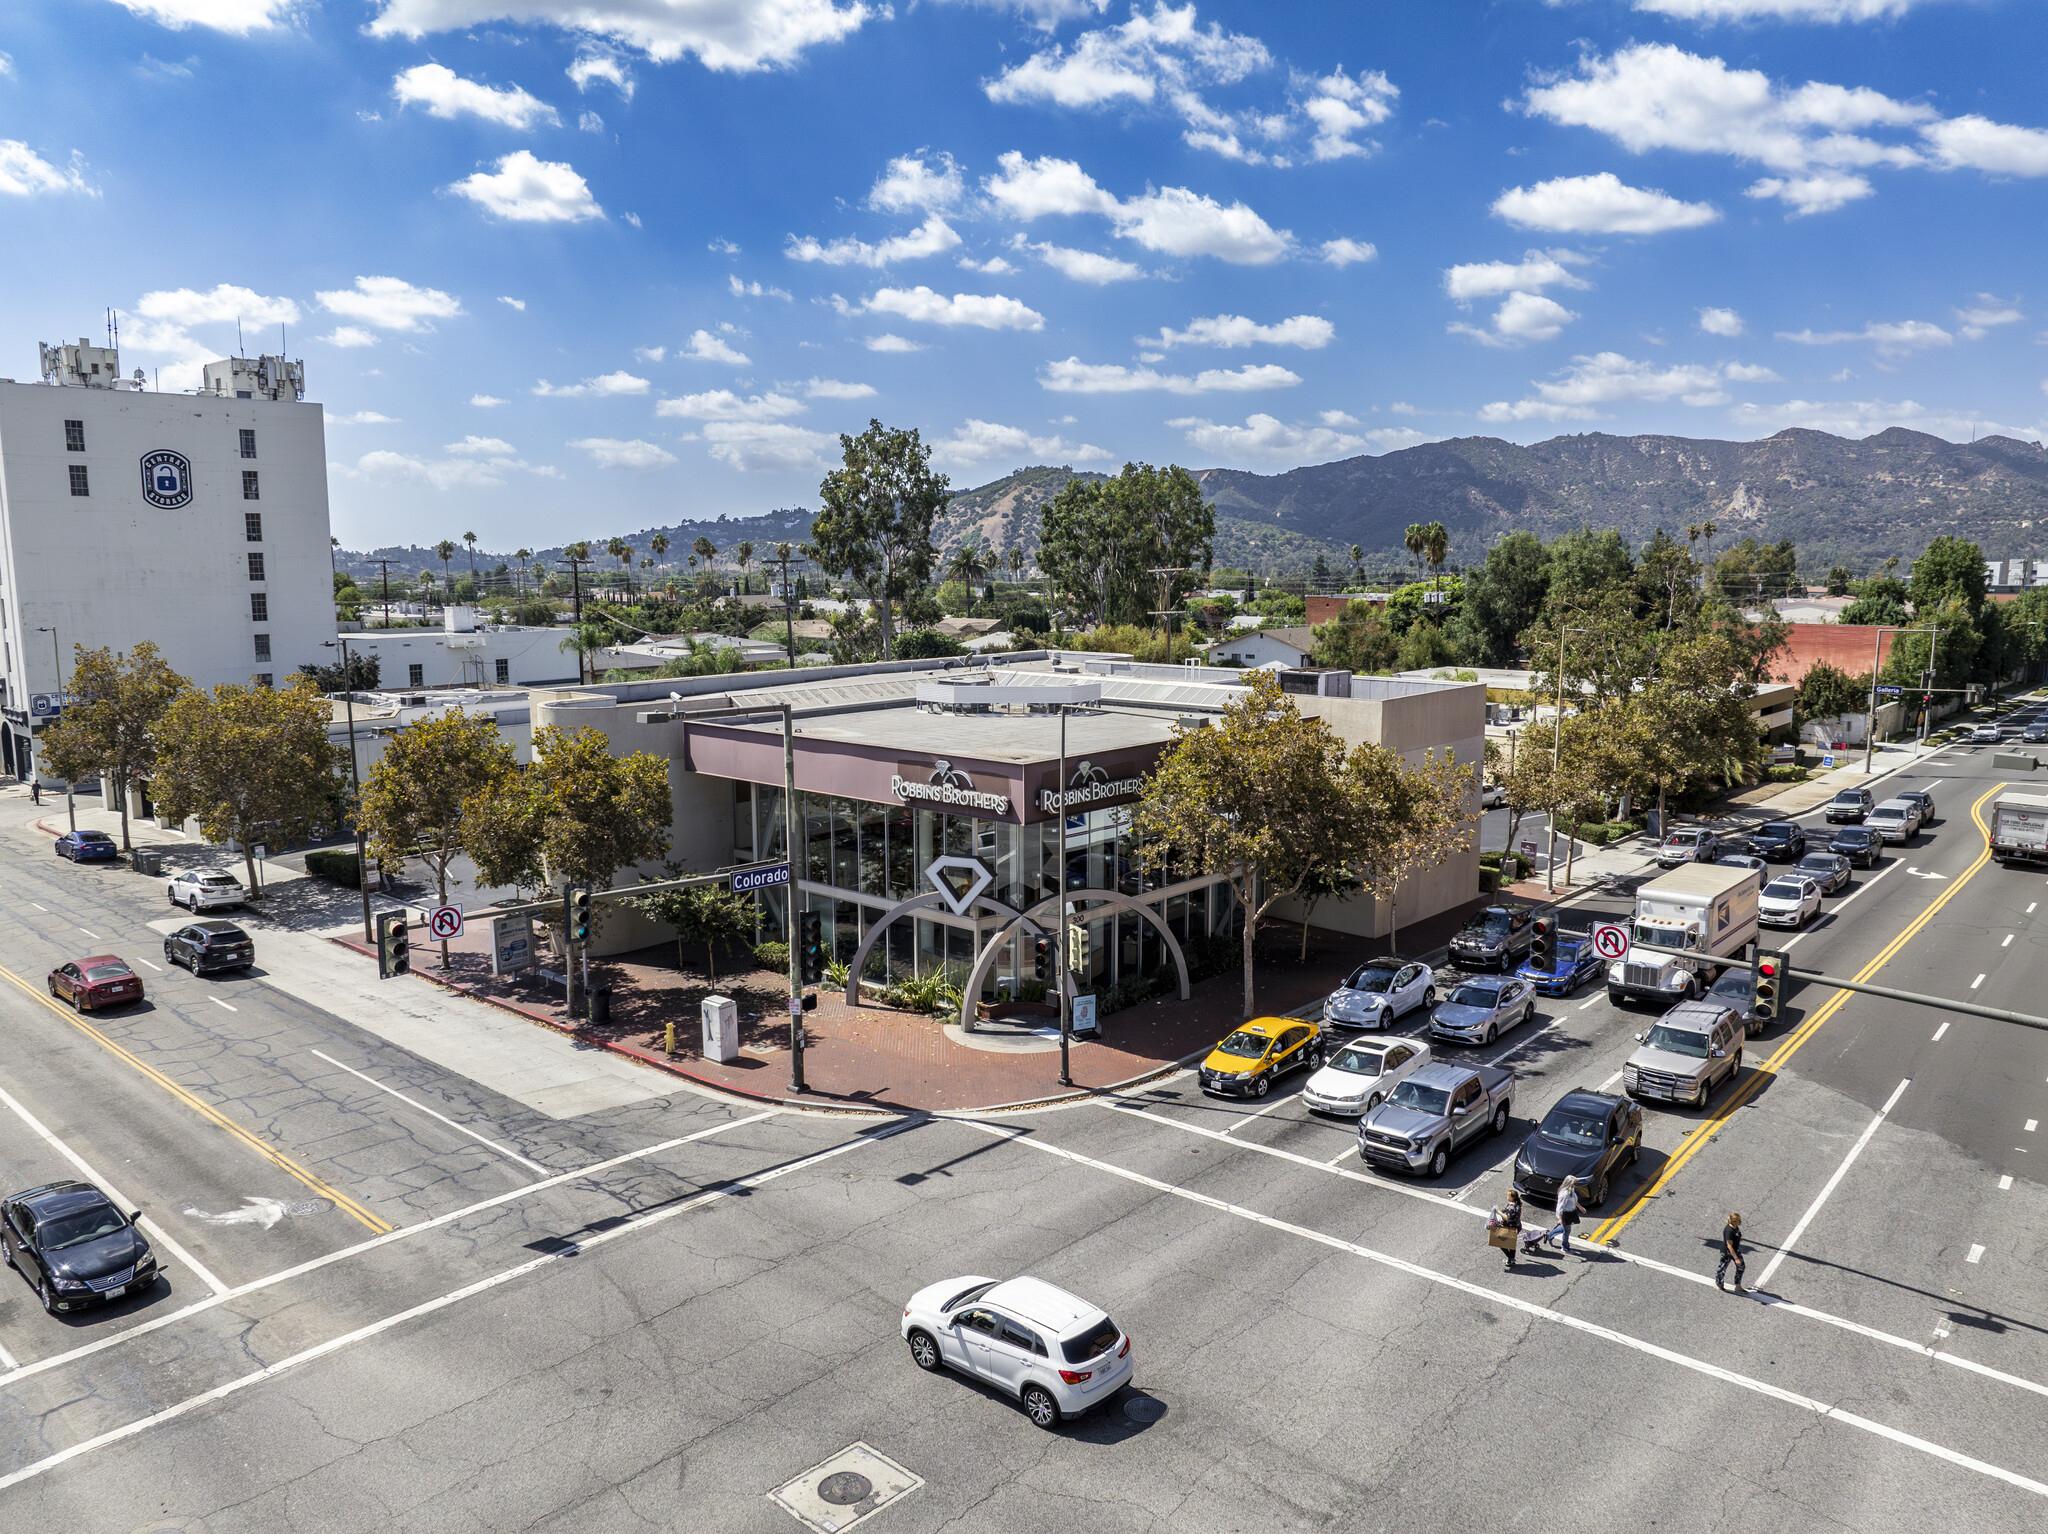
[1829,825,1882,868]
[1448,905,1536,972]
[1751,822,1806,861]
[1826,789,1874,823]
[164,920,255,974]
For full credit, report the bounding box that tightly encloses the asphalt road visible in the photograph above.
[0,708,2046,1531]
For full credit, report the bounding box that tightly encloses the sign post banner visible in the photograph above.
[491,914,533,976]
[427,904,465,941]
[1071,994,1099,1037]
[1591,923,1631,962]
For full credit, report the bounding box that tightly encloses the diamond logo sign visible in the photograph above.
[924,856,992,916]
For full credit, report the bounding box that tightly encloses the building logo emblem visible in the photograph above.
[139,450,194,509]
[928,760,975,790]
[891,759,1011,815]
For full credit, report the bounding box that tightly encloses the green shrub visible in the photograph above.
[1764,765,1810,784]
[1478,866,1501,895]
[822,957,850,991]
[753,940,789,972]
[885,967,964,1017]
[1090,975,1167,1016]
[1479,850,1503,869]
[305,849,361,887]
[1605,821,1636,841]
[1575,823,1612,847]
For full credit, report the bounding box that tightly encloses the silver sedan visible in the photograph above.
[1428,976,1536,1046]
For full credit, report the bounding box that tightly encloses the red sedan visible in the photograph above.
[48,957,145,1012]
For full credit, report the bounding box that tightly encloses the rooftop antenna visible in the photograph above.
[237,316,245,357]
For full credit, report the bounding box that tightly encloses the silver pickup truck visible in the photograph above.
[1356,1062,1515,1178]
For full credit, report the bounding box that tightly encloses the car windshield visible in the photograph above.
[1449,985,1502,1008]
[1330,1048,1385,1076]
[38,1203,127,1250]
[1643,1025,1711,1058]
[1758,825,1794,840]
[1763,880,1806,899]
[1389,1081,1449,1114]
[1666,831,1701,846]
[1216,1030,1270,1058]
[82,963,132,981]
[1833,792,1864,803]
[1343,967,1397,993]
[1835,829,1873,844]
[1465,912,1511,935]
[1539,1105,1606,1146]
[1795,856,1836,874]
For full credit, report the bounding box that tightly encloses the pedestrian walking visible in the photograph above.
[1717,1211,1746,1292]
[1527,1175,1581,1255]
[30,779,40,805]
[1489,1189,1524,1271]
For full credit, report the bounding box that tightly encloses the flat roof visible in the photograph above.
[746,698,1182,764]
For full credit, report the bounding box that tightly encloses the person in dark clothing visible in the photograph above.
[29,780,40,805]
[1491,1189,1524,1271]
[1717,1211,1746,1292]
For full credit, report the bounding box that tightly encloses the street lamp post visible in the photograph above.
[34,625,73,832]
[323,638,375,942]
[1862,625,1938,773]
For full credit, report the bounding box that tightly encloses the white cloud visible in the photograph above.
[869,151,963,212]
[1149,313,1334,349]
[865,333,923,352]
[657,389,805,421]
[447,434,516,454]
[0,141,93,197]
[1954,299,2023,340]
[1320,237,1376,267]
[532,370,651,397]
[1745,171,1874,215]
[1442,250,1590,302]
[137,283,300,327]
[1633,0,1927,17]
[803,377,877,399]
[568,49,634,100]
[367,0,872,73]
[1319,409,1358,427]
[1166,413,1365,461]
[579,110,605,133]
[928,418,1112,469]
[1777,319,1953,354]
[1363,426,1436,451]
[350,445,555,490]
[958,255,1018,274]
[708,237,740,254]
[569,436,676,470]
[1114,186,1293,263]
[1040,357,1301,393]
[317,275,463,332]
[864,286,1044,330]
[448,150,602,222]
[493,296,525,313]
[1029,242,1144,283]
[983,151,1121,218]
[1921,115,2048,177]
[1302,66,1399,162]
[471,394,506,406]
[1480,351,1773,421]
[325,410,400,425]
[1450,291,1579,347]
[105,0,296,33]
[1698,305,1744,336]
[1494,172,1719,234]
[786,214,962,268]
[0,51,13,78]
[683,328,751,364]
[702,421,839,472]
[317,327,380,348]
[392,63,559,129]
[728,275,793,301]
[635,346,666,362]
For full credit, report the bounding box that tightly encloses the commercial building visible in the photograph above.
[341,608,582,690]
[0,336,331,781]
[534,653,1486,998]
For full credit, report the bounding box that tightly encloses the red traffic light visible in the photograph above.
[1758,961,1777,978]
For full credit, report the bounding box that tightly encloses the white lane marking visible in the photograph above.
[1579,997,1600,1010]
[208,997,237,1012]
[1323,1143,1357,1168]
[0,1112,918,1495]
[1966,1244,1986,1265]
[135,958,160,972]
[0,1336,15,1371]
[0,1108,779,1392]
[29,903,47,912]
[1599,1070,1623,1091]
[184,1198,295,1229]
[309,1049,549,1174]
[1784,931,1805,947]
[966,1119,2048,1501]
[2030,904,2039,916]
[2000,1175,2014,1191]
[1216,1090,1297,1137]
[1755,1079,1910,1292]
[1829,858,1903,914]
[1933,1022,1950,1042]
[1485,1016,1559,1067]
[76,929,97,940]
[2004,934,2015,948]
[0,1080,229,1298]
[1972,974,1986,990]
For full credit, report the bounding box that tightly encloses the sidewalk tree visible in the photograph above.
[812,418,949,661]
[629,867,755,981]
[358,711,519,968]
[37,641,189,851]
[1795,661,1869,729]
[1132,671,1356,1020]
[151,676,344,892]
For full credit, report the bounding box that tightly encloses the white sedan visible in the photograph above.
[1481,781,1506,809]
[903,1275,1133,1430]
[1322,958,1436,1029]
[1758,875,1823,928]
[1301,1035,1432,1117]
[166,868,244,911]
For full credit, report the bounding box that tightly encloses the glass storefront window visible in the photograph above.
[732,780,752,862]
[832,799,858,891]
[858,801,887,898]
[757,784,785,864]
[886,804,913,899]
[805,793,831,885]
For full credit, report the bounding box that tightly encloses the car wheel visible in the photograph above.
[167,887,177,905]
[1366,1093,1383,1113]
[1251,1072,1271,1100]
[1022,1384,1061,1430]
[1692,1078,1710,1110]
[1307,1045,1325,1071]
[1428,1145,1449,1179]
[1588,1176,1609,1210]
[37,1273,57,1314]
[1482,1023,1496,1046]
[1423,986,1437,1010]
[1731,1050,1743,1077]
[1628,1137,1642,1169]
[907,1330,941,1371]
[1490,1103,1510,1136]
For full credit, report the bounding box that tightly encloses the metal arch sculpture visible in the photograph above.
[841,890,1046,1009]
[955,888,1190,1031]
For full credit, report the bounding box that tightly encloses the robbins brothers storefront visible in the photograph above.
[676,673,1242,1001]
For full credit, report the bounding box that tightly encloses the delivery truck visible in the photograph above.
[1989,792,2048,866]
[1606,861,1760,1007]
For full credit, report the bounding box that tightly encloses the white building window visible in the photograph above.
[239,428,256,459]
[245,513,262,542]
[242,471,260,501]
[64,420,84,452]
[253,634,271,663]
[248,552,265,581]
[68,464,89,497]
[408,663,424,688]
[250,593,268,622]
[495,659,510,683]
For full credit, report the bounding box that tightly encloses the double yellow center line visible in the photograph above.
[0,962,388,1233]
[1588,780,2005,1245]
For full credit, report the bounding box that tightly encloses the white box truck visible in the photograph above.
[1989,792,2048,866]
[1606,862,1761,1007]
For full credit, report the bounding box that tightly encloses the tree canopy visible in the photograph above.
[1038,461,1212,628]
[38,641,189,851]
[812,418,950,661]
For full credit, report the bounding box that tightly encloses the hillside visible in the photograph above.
[336,506,815,585]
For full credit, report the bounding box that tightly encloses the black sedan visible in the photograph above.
[1793,851,1853,895]
[1512,1090,1641,1210]
[164,920,255,974]
[1447,905,1535,972]
[1751,821,1806,861]
[54,830,119,863]
[1829,825,1883,869]
[2,1180,158,1314]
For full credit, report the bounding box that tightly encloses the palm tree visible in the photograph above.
[946,544,990,589]
[558,621,612,685]
[607,536,632,594]
[692,535,717,577]
[650,531,671,569]
[1403,523,1428,587]
[462,530,479,593]
[1349,544,1363,587]
[514,548,532,601]
[1423,522,1449,598]
[735,540,753,594]
[434,539,457,603]
[1007,546,1025,584]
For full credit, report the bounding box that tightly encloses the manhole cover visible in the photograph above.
[289,1199,334,1217]
[817,1472,873,1506]
[1123,1396,1166,1422]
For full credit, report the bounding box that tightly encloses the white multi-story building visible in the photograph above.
[0,337,332,781]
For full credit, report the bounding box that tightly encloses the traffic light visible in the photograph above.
[1754,950,1782,1023]
[1032,936,1052,980]
[1067,924,1090,972]
[797,909,825,986]
[564,883,593,944]
[376,910,410,978]
[1531,916,1554,964]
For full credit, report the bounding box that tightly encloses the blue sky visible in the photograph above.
[4,1,2046,550]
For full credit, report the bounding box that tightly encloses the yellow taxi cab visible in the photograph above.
[1197,1017,1326,1099]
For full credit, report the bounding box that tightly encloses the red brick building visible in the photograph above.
[1771,623,1896,686]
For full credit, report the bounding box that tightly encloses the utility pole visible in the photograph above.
[324,637,375,942]
[1863,625,1936,773]
[775,542,797,667]
[1147,565,1189,661]
[371,558,398,624]
[560,552,593,626]
[1057,704,1072,1087]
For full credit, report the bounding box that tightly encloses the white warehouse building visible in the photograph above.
[0,337,333,781]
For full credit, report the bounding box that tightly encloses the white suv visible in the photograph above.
[903,1275,1133,1429]
[166,868,245,911]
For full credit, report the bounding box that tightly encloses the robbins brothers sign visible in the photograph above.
[892,760,1012,815]
[1037,758,1148,814]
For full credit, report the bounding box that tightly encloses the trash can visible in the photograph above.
[132,848,165,877]
[588,987,612,1026]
